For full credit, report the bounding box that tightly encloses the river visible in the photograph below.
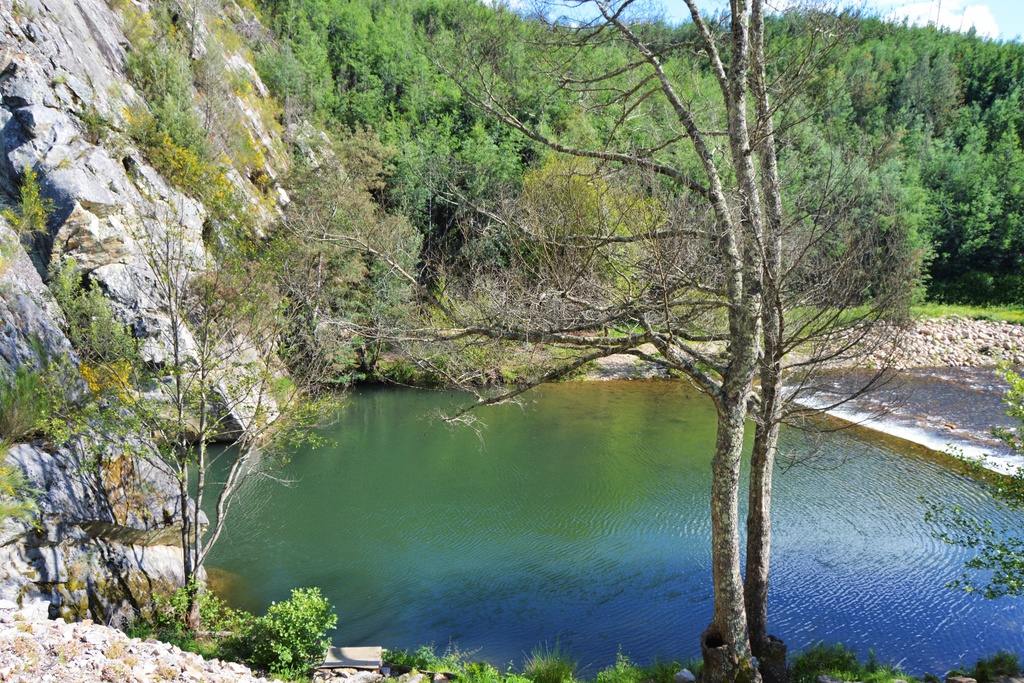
[207,380,1024,674]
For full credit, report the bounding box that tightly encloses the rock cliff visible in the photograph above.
[0,0,289,624]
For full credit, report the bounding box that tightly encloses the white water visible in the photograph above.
[797,367,1024,474]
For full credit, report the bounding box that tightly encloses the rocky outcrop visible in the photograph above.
[0,598,272,682]
[0,0,284,370]
[0,220,81,387]
[0,435,190,625]
[0,0,287,626]
[0,213,187,624]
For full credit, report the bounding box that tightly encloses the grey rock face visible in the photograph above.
[0,214,187,625]
[0,0,292,629]
[0,436,195,625]
[0,221,82,390]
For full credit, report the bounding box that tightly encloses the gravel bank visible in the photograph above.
[866,316,1024,369]
[0,599,272,682]
[585,317,1024,379]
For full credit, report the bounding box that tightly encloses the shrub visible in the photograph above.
[124,33,206,159]
[127,583,256,661]
[0,368,49,442]
[0,463,35,522]
[523,643,577,683]
[49,256,138,369]
[76,105,111,145]
[1,168,52,237]
[245,587,337,677]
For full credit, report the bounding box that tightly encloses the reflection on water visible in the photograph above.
[208,381,1024,674]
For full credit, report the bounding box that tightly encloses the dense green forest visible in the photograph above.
[247,0,1024,305]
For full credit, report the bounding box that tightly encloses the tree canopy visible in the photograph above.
[253,0,1024,305]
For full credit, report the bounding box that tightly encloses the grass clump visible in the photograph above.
[385,644,468,673]
[524,643,578,683]
[791,643,915,683]
[595,653,691,683]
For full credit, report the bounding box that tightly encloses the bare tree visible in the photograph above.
[128,218,337,631]
[325,2,916,681]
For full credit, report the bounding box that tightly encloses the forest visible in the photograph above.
[248,0,1024,308]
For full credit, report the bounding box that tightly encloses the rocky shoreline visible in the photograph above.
[0,599,271,682]
[586,316,1024,381]
[867,315,1024,369]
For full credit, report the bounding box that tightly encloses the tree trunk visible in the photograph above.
[703,392,760,683]
[745,1,788,679]
[184,581,201,632]
[745,306,781,662]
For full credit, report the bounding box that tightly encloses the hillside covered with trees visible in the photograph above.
[251,0,1024,306]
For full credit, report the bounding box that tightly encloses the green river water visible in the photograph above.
[207,381,1024,673]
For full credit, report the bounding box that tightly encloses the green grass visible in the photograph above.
[384,644,469,673]
[912,303,1024,324]
[948,651,1021,683]
[383,643,698,683]
[790,643,917,683]
[594,652,696,683]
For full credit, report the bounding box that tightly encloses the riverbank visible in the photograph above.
[866,316,1024,369]
[5,589,1019,683]
[803,316,1024,473]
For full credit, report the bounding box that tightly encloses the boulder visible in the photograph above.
[53,202,129,271]
[675,670,697,683]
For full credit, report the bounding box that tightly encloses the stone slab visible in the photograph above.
[321,646,383,670]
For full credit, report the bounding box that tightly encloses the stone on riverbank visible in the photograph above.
[0,598,272,682]
[867,316,1024,369]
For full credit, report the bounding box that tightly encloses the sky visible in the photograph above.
[657,0,1024,41]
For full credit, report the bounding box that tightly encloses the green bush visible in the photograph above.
[0,462,35,522]
[127,583,256,661]
[245,587,337,677]
[125,36,206,159]
[0,367,49,442]
[49,257,138,368]
[1,168,52,237]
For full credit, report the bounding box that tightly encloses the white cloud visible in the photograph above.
[885,0,1000,39]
